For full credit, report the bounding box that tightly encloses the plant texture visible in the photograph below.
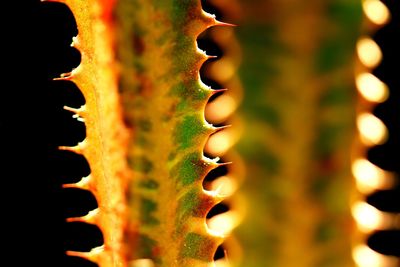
[45,0,234,266]
[38,0,400,266]
[202,0,364,266]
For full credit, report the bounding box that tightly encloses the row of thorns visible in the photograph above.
[45,1,241,266]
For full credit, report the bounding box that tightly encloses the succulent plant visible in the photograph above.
[25,0,398,266]
[42,0,235,266]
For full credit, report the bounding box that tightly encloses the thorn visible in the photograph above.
[63,175,91,190]
[214,20,237,27]
[210,88,228,95]
[215,124,232,131]
[53,77,70,81]
[202,156,220,168]
[217,161,233,167]
[73,114,85,122]
[206,54,218,60]
[54,72,73,81]
[64,105,85,114]
[54,66,81,81]
[204,88,227,102]
[59,140,86,154]
[64,105,86,122]
[209,124,232,134]
[66,245,104,262]
[204,123,231,134]
[204,161,233,175]
[202,156,233,169]
[67,208,100,224]
[197,50,218,63]
[63,105,80,113]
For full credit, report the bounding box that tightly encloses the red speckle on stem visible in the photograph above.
[101,0,117,22]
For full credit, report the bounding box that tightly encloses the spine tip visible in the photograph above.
[214,20,237,28]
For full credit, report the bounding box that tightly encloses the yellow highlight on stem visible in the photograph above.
[353,245,399,267]
[209,58,236,82]
[357,37,382,68]
[351,158,393,193]
[205,127,239,157]
[356,73,389,103]
[130,259,155,267]
[351,201,391,232]
[209,175,238,197]
[205,94,238,124]
[362,0,390,25]
[207,211,241,236]
[214,260,230,267]
[357,113,388,145]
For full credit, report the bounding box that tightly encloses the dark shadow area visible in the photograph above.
[64,222,104,252]
[2,1,96,266]
[368,230,400,256]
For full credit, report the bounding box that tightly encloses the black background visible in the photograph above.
[2,0,399,266]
